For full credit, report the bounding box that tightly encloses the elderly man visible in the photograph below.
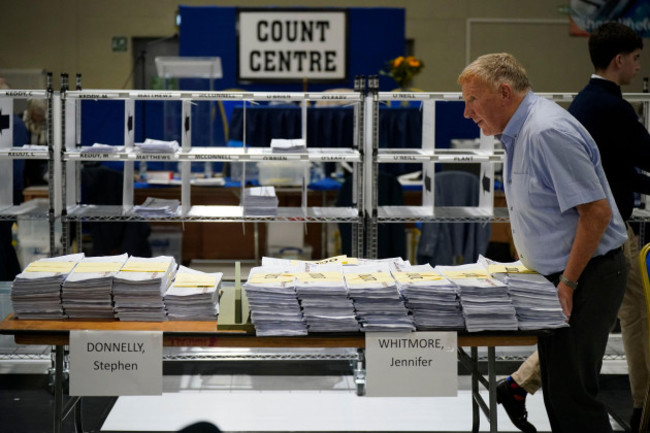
[458,53,628,432]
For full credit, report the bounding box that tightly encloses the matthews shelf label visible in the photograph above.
[365,331,457,397]
[69,330,162,396]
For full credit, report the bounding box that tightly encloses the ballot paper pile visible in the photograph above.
[481,258,568,330]
[344,263,414,332]
[113,256,177,321]
[294,268,359,332]
[244,265,308,336]
[80,143,122,154]
[393,264,464,330]
[61,254,128,319]
[164,266,222,321]
[133,197,180,217]
[270,138,307,153]
[135,138,180,153]
[241,186,279,216]
[437,264,518,332]
[11,253,85,319]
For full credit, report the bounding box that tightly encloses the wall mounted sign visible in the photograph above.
[237,9,348,82]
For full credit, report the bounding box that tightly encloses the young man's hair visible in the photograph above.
[589,22,643,70]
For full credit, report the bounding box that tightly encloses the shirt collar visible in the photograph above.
[500,91,535,148]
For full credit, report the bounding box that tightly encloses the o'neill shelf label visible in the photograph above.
[69,330,162,396]
[365,331,457,397]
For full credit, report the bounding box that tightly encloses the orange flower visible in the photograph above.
[380,55,425,89]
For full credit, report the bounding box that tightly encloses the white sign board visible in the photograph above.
[365,332,457,397]
[69,330,163,396]
[238,9,348,81]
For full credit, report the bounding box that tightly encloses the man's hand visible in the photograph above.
[557,281,574,321]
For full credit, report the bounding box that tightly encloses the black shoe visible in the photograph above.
[496,378,537,433]
[631,407,642,433]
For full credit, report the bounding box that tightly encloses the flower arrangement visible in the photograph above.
[380,55,424,89]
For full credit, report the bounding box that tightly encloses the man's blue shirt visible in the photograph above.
[499,91,627,274]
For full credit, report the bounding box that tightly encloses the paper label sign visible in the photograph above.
[294,271,343,283]
[73,262,124,273]
[121,261,170,272]
[69,330,162,396]
[24,261,77,273]
[365,332,457,397]
[173,273,218,287]
[344,272,394,286]
[441,270,490,279]
[248,272,295,284]
[487,264,535,274]
[392,271,444,284]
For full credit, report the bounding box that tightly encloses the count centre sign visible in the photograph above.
[365,332,457,397]
[69,330,162,396]
[238,9,348,82]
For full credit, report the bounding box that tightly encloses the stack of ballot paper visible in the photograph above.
[113,256,177,321]
[135,138,180,153]
[164,266,222,321]
[243,265,308,336]
[80,143,123,153]
[241,186,279,216]
[270,138,306,152]
[133,197,180,217]
[437,264,518,332]
[482,259,568,330]
[11,253,85,319]
[294,269,359,332]
[393,264,464,330]
[344,264,414,332]
[61,254,128,319]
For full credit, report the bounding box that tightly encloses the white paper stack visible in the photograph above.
[11,253,85,319]
[482,258,568,330]
[113,256,177,321]
[164,266,222,321]
[393,264,464,330]
[241,186,279,216]
[243,265,307,336]
[61,253,128,319]
[294,270,359,332]
[437,264,518,332]
[135,138,180,153]
[133,197,180,217]
[344,264,414,332]
[270,138,306,152]
[80,143,123,153]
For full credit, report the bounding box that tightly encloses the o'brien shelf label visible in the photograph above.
[69,330,162,396]
[365,332,457,397]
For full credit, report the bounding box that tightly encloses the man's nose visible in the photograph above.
[463,104,471,119]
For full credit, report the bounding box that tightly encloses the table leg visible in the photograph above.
[53,344,64,433]
[471,346,480,433]
[354,348,366,396]
[488,346,497,433]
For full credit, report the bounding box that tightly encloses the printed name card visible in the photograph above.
[120,262,170,272]
[365,332,457,397]
[440,269,490,279]
[69,330,162,396]
[392,271,444,284]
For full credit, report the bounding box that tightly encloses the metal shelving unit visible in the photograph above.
[58,83,366,255]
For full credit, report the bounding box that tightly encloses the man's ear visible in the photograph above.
[498,83,513,103]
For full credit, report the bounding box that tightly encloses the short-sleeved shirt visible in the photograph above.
[499,91,627,275]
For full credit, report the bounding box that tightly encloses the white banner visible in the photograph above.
[238,10,347,81]
[69,330,163,396]
[365,331,458,397]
